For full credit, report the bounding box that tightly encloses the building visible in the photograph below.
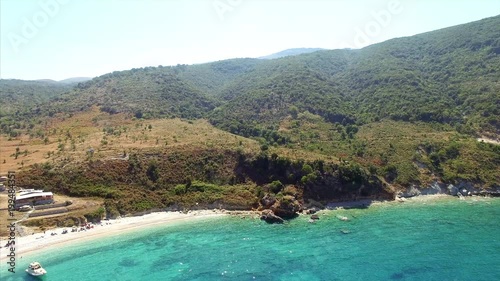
[15,189,54,209]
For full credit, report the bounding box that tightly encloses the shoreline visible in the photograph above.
[1,194,492,262]
[0,210,231,261]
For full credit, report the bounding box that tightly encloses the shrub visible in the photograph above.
[269,180,284,193]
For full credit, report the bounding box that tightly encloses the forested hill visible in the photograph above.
[211,15,500,136]
[0,79,73,116]
[2,15,499,136]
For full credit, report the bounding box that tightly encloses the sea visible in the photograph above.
[1,196,499,281]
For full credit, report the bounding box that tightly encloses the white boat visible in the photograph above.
[26,261,47,276]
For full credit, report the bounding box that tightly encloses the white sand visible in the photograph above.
[0,210,227,261]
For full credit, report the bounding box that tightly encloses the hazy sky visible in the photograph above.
[1,0,499,80]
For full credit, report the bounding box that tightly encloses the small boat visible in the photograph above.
[26,261,47,276]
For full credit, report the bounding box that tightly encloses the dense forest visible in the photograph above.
[1,15,499,218]
[0,79,73,116]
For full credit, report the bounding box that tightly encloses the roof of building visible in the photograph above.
[16,190,53,201]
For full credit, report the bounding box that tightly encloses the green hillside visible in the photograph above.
[0,79,73,116]
[212,15,500,135]
[46,67,218,119]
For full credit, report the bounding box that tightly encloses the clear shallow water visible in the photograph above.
[2,197,499,281]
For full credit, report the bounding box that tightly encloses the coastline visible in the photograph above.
[1,195,497,280]
[0,194,491,262]
[0,210,230,261]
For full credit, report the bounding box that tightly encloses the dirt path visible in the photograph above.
[477,137,500,145]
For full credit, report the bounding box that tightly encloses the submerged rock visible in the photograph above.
[310,214,320,220]
[340,229,350,234]
[336,215,349,221]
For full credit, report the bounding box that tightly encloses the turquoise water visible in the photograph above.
[2,197,499,280]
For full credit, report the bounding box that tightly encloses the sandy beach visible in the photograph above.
[0,210,228,261]
[0,194,472,262]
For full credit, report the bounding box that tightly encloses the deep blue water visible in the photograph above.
[1,196,499,280]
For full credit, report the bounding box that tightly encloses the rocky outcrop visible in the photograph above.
[420,182,445,195]
[447,184,459,196]
[260,209,284,224]
[260,194,277,209]
[259,192,303,223]
[398,181,500,198]
[305,207,321,214]
[398,185,422,198]
[271,195,301,219]
[303,199,324,214]
[478,186,500,197]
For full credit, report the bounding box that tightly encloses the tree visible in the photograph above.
[146,160,159,182]
[289,105,299,119]
[269,180,284,193]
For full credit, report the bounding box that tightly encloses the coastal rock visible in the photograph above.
[303,199,325,210]
[260,194,277,209]
[306,207,321,214]
[478,184,500,197]
[420,182,445,195]
[459,188,470,196]
[326,200,372,209]
[398,186,421,198]
[310,214,320,220]
[447,184,459,196]
[398,181,500,198]
[452,181,498,197]
[260,209,284,224]
[456,181,481,196]
[271,195,301,219]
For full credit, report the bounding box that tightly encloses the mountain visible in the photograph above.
[258,48,326,59]
[213,15,500,136]
[6,16,499,135]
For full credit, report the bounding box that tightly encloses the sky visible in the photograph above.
[1,0,499,81]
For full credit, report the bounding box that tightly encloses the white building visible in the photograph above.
[15,189,54,209]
